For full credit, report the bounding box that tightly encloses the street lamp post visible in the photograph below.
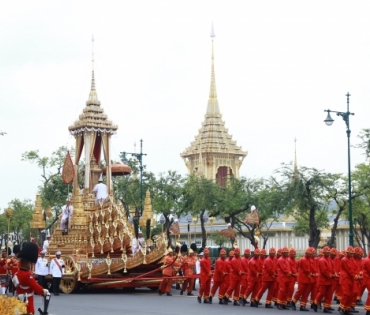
[324,92,355,246]
[5,207,13,257]
[192,216,198,243]
[186,214,192,246]
[121,139,147,216]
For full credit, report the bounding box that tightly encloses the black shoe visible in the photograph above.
[204,299,211,304]
[219,299,225,305]
[209,296,212,304]
[349,308,359,313]
[291,302,296,310]
[338,308,345,315]
[311,304,314,309]
[312,303,318,312]
[180,290,183,295]
[197,296,201,303]
[324,309,332,313]
[158,290,162,296]
[356,300,363,306]
[366,311,370,315]
[245,300,250,304]
[241,299,246,306]
[318,303,322,310]
[233,301,240,306]
[228,299,232,303]
[187,292,194,296]
[255,301,259,308]
[223,296,228,304]
[166,293,172,296]
[259,302,262,305]
[300,306,309,311]
[277,305,284,310]
[266,304,273,309]
[329,307,334,311]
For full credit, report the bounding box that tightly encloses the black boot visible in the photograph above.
[356,300,363,306]
[300,306,309,311]
[366,311,370,315]
[241,298,246,306]
[223,296,229,304]
[158,290,162,296]
[350,307,359,313]
[291,302,296,310]
[197,296,201,303]
[187,292,194,296]
[312,303,318,312]
[254,300,259,308]
[219,299,225,305]
[318,303,322,310]
[233,301,240,306]
[265,304,273,309]
[166,292,172,296]
[277,304,284,310]
[209,296,212,304]
[180,290,183,295]
[323,308,332,313]
[204,299,211,304]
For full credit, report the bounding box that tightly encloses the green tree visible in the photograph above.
[277,166,332,248]
[210,230,229,247]
[151,171,185,247]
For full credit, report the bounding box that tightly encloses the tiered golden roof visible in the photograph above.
[181,28,247,179]
[139,190,155,227]
[30,194,45,229]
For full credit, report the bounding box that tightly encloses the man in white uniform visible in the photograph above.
[93,176,108,204]
[60,199,73,233]
[43,235,50,253]
[35,250,49,288]
[132,231,145,255]
[49,251,65,296]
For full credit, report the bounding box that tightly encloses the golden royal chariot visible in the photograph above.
[29,53,174,293]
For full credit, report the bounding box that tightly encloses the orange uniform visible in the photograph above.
[181,253,197,294]
[210,255,227,301]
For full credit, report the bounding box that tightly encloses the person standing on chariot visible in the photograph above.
[60,199,73,233]
[132,230,145,255]
[93,174,109,204]
[12,242,49,315]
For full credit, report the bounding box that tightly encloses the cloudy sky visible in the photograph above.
[1,1,370,209]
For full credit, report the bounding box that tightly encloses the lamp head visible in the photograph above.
[324,111,334,126]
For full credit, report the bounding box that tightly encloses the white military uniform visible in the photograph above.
[93,182,108,204]
[49,255,65,295]
[35,256,49,277]
[60,204,73,230]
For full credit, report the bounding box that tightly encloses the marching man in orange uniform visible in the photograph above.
[197,248,212,304]
[244,248,261,306]
[12,242,49,315]
[239,248,250,306]
[291,247,315,311]
[287,248,297,307]
[276,246,292,310]
[255,247,277,308]
[223,250,234,304]
[224,247,243,306]
[312,246,335,313]
[330,248,340,304]
[363,250,370,315]
[339,246,358,315]
[159,248,181,296]
[210,248,228,304]
[180,249,197,296]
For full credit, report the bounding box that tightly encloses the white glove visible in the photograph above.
[43,289,49,296]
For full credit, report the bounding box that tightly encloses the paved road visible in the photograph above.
[29,287,367,315]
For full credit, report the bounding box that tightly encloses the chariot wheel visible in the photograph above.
[60,276,79,294]
[63,255,78,276]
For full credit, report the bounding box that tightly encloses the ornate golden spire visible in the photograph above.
[207,24,220,115]
[87,35,100,106]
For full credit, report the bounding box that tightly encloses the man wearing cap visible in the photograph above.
[181,248,197,296]
[312,246,334,313]
[244,248,261,306]
[159,248,180,296]
[352,247,363,310]
[255,247,277,308]
[224,247,243,306]
[239,248,250,306]
[60,199,73,233]
[329,248,340,304]
[93,175,108,204]
[339,246,358,315]
[36,250,49,288]
[49,251,65,296]
[287,248,298,308]
[222,250,233,303]
[197,248,212,303]
[12,242,49,314]
[211,248,228,304]
[276,246,292,310]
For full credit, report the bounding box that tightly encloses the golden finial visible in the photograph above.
[5,207,13,219]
